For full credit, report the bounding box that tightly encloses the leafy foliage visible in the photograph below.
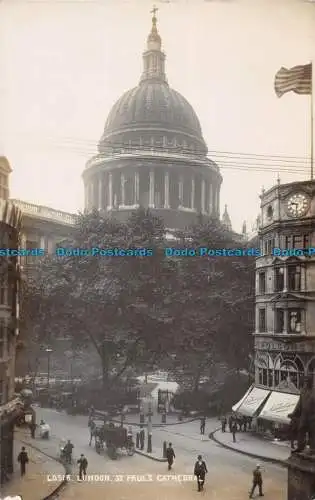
[21,209,254,393]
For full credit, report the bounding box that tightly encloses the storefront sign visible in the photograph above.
[255,338,315,353]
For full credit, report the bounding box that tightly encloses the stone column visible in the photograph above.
[98,175,103,210]
[178,175,184,207]
[94,180,99,209]
[216,186,220,215]
[255,306,259,333]
[209,184,213,214]
[135,170,140,205]
[108,173,113,209]
[283,309,288,334]
[213,187,217,215]
[283,266,288,292]
[164,171,170,209]
[89,183,93,210]
[84,183,88,210]
[301,264,306,291]
[20,233,27,249]
[301,309,306,334]
[40,236,46,250]
[191,176,195,210]
[201,179,205,214]
[47,238,54,254]
[121,172,125,206]
[149,170,155,208]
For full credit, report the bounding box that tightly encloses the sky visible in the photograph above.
[1,0,315,233]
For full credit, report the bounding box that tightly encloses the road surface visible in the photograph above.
[35,408,286,499]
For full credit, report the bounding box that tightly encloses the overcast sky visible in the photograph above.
[1,0,314,232]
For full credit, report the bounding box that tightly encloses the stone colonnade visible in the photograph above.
[85,168,221,215]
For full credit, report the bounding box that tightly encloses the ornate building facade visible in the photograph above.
[0,156,24,484]
[83,12,222,230]
[232,179,315,431]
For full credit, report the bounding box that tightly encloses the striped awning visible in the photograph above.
[258,391,299,424]
[234,387,271,417]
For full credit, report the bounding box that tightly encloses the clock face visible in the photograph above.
[287,193,309,217]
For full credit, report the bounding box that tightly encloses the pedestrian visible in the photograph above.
[17,446,29,477]
[166,442,175,470]
[200,416,206,435]
[194,454,208,492]
[228,415,233,432]
[77,454,88,481]
[231,421,237,443]
[221,416,227,433]
[29,421,36,439]
[249,464,264,498]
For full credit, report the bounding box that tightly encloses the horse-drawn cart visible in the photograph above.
[92,424,135,459]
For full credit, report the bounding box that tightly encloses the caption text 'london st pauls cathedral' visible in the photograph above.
[1,7,236,251]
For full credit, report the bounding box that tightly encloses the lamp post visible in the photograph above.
[45,348,53,389]
[147,401,153,453]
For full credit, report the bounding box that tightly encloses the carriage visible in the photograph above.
[93,423,135,459]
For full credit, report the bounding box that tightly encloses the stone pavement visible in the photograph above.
[2,428,65,500]
[54,468,286,500]
[211,428,291,464]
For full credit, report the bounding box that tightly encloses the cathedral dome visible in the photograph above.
[103,82,204,144]
[98,10,207,153]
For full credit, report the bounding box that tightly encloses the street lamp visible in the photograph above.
[45,348,53,389]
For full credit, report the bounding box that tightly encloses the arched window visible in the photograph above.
[307,358,315,385]
[255,354,270,387]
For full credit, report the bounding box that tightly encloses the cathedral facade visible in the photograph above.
[82,11,222,230]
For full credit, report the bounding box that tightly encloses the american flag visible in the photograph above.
[274,63,312,98]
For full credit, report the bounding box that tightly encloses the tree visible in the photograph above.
[22,209,178,391]
[166,218,255,390]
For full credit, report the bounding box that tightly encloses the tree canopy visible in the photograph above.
[21,209,254,392]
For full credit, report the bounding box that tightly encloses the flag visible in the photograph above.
[274,63,312,98]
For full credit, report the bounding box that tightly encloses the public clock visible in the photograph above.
[287,193,309,218]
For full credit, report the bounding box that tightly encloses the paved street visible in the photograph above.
[32,408,287,499]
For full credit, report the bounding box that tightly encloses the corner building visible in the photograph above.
[0,156,23,484]
[232,179,315,437]
[83,12,222,230]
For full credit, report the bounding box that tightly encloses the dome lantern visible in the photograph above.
[140,6,167,85]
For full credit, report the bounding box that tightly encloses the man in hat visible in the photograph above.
[249,464,264,498]
[194,454,208,492]
[17,446,29,476]
[77,454,88,481]
[166,442,176,470]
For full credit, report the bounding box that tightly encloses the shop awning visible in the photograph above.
[258,391,299,424]
[236,387,271,417]
[232,385,254,413]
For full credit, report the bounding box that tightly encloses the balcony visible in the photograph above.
[10,199,78,226]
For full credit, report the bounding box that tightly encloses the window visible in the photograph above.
[258,272,266,294]
[285,234,310,249]
[288,309,302,333]
[259,309,266,332]
[0,323,5,358]
[0,380,3,404]
[263,238,275,255]
[0,276,8,305]
[288,265,301,291]
[274,267,284,292]
[275,309,284,333]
